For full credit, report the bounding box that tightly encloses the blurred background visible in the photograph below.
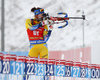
[0,0,100,52]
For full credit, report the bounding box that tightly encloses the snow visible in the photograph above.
[0,0,100,51]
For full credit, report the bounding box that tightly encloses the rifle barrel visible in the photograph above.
[68,17,84,19]
[31,16,85,21]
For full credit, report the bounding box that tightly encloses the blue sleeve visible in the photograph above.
[29,23,41,30]
[44,30,52,42]
[46,30,52,37]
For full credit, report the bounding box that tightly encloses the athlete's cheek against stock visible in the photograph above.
[38,14,43,19]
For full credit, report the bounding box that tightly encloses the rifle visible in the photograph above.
[32,12,85,28]
[43,12,85,20]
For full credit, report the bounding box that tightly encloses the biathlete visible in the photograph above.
[25,7,53,59]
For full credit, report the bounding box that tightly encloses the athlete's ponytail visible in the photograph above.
[31,7,36,12]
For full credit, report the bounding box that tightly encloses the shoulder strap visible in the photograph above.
[31,19,34,25]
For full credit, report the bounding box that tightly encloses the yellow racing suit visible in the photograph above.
[25,19,52,59]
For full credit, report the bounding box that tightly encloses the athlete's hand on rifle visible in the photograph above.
[49,25,53,30]
[40,20,54,25]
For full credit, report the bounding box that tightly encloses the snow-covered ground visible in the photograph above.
[0,0,100,51]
